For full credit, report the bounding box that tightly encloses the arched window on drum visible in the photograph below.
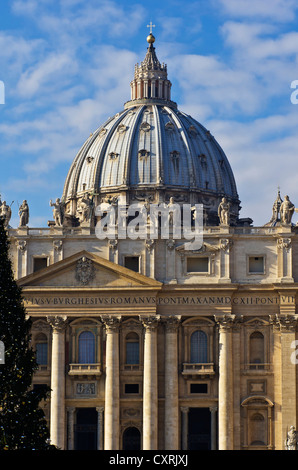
[78,331,95,364]
[190,330,208,363]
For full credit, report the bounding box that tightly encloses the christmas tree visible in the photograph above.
[0,215,53,450]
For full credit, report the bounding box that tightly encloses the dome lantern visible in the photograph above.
[126,31,174,107]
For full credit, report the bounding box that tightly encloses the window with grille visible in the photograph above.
[126,332,140,364]
[78,331,95,364]
[190,330,208,363]
[36,341,48,365]
[35,333,48,365]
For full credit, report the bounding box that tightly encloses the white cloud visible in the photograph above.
[16,53,77,98]
[206,111,298,225]
[217,0,298,22]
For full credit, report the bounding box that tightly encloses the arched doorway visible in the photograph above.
[122,427,141,450]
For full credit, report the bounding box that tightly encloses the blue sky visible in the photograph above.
[1,0,298,227]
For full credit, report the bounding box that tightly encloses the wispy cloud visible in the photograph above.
[217,0,298,22]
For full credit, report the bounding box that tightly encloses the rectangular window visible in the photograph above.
[36,342,48,365]
[248,256,264,274]
[126,342,139,364]
[187,257,209,273]
[125,383,139,394]
[33,257,48,272]
[190,383,208,394]
[124,256,140,273]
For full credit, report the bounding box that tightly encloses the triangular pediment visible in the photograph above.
[18,250,162,289]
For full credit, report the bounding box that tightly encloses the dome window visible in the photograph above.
[98,128,107,137]
[165,121,175,131]
[117,124,127,134]
[140,122,151,132]
[188,125,197,136]
[138,149,149,159]
[199,154,207,169]
[109,152,119,160]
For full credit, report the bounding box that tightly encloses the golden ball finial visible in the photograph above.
[147,32,155,44]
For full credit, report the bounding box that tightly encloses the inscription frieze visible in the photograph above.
[23,294,295,307]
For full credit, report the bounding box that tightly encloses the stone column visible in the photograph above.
[67,407,75,450]
[47,315,67,449]
[164,316,180,449]
[96,406,104,450]
[158,81,163,99]
[181,407,189,450]
[151,79,156,97]
[144,80,148,98]
[216,315,235,450]
[141,315,160,450]
[101,315,120,450]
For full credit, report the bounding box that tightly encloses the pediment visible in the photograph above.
[18,250,162,289]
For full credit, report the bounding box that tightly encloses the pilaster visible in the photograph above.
[272,314,298,449]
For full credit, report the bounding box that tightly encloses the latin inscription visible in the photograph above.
[23,295,294,307]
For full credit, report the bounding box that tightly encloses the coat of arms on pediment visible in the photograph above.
[75,256,95,285]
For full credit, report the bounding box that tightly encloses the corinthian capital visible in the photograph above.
[140,315,160,330]
[101,315,121,332]
[214,314,236,330]
[163,315,181,332]
[272,314,298,331]
[47,315,68,331]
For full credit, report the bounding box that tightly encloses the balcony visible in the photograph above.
[182,362,215,378]
[35,364,50,376]
[68,363,102,376]
[242,363,272,374]
[123,364,141,371]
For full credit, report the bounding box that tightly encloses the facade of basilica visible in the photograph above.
[3,31,298,451]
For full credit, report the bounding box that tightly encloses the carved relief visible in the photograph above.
[75,257,95,285]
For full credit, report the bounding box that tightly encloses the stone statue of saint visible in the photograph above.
[218,197,230,225]
[280,195,295,225]
[50,198,63,226]
[285,426,297,450]
[19,200,29,227]
[0,200,12,228]
[77,193,93,223]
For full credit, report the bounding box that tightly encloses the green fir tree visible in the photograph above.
[0,216,53,450]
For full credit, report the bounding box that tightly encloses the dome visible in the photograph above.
[62,35,241,226]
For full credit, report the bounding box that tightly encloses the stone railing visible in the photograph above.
[182,362,215,377]
[68,363,102,376]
